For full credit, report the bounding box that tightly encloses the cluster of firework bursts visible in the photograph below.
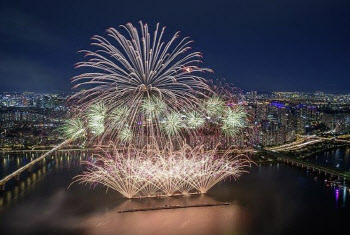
[63,98,248,146]
[74,144,251,198]
[62,21,253,198]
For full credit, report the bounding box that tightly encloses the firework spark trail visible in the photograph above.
[73,143,252,198]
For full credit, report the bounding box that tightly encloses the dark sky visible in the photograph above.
[0,0,349,93]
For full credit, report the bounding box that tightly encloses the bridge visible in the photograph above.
[0,139,75,190]
[263,150,350,180]
[266,135,350,152]
[0,147,92,155]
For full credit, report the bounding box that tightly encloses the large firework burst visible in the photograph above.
[71,21,213,145]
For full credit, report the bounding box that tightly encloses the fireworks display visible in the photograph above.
[65,21,253,198]
[70,21,214,145]
[74,144,251,198]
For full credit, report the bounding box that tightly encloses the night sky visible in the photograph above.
[1,0,349,93]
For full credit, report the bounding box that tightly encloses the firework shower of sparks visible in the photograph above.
[73,143,252,198]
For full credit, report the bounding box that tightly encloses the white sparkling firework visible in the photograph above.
[221,107,247,137]
[186,111,205,129]
[202,96,226,117]
[74,143,252,198]
[87,103,107,136]
[162,112,183,137]
[59,118,86,140]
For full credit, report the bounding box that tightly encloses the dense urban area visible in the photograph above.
[1,91,350,150]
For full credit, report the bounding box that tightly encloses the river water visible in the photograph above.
[310,146,350,170]
[0,150,349,235]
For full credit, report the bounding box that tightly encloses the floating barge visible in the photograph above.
[117,202,231,213]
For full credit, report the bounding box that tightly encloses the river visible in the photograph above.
[0,149,349,235]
